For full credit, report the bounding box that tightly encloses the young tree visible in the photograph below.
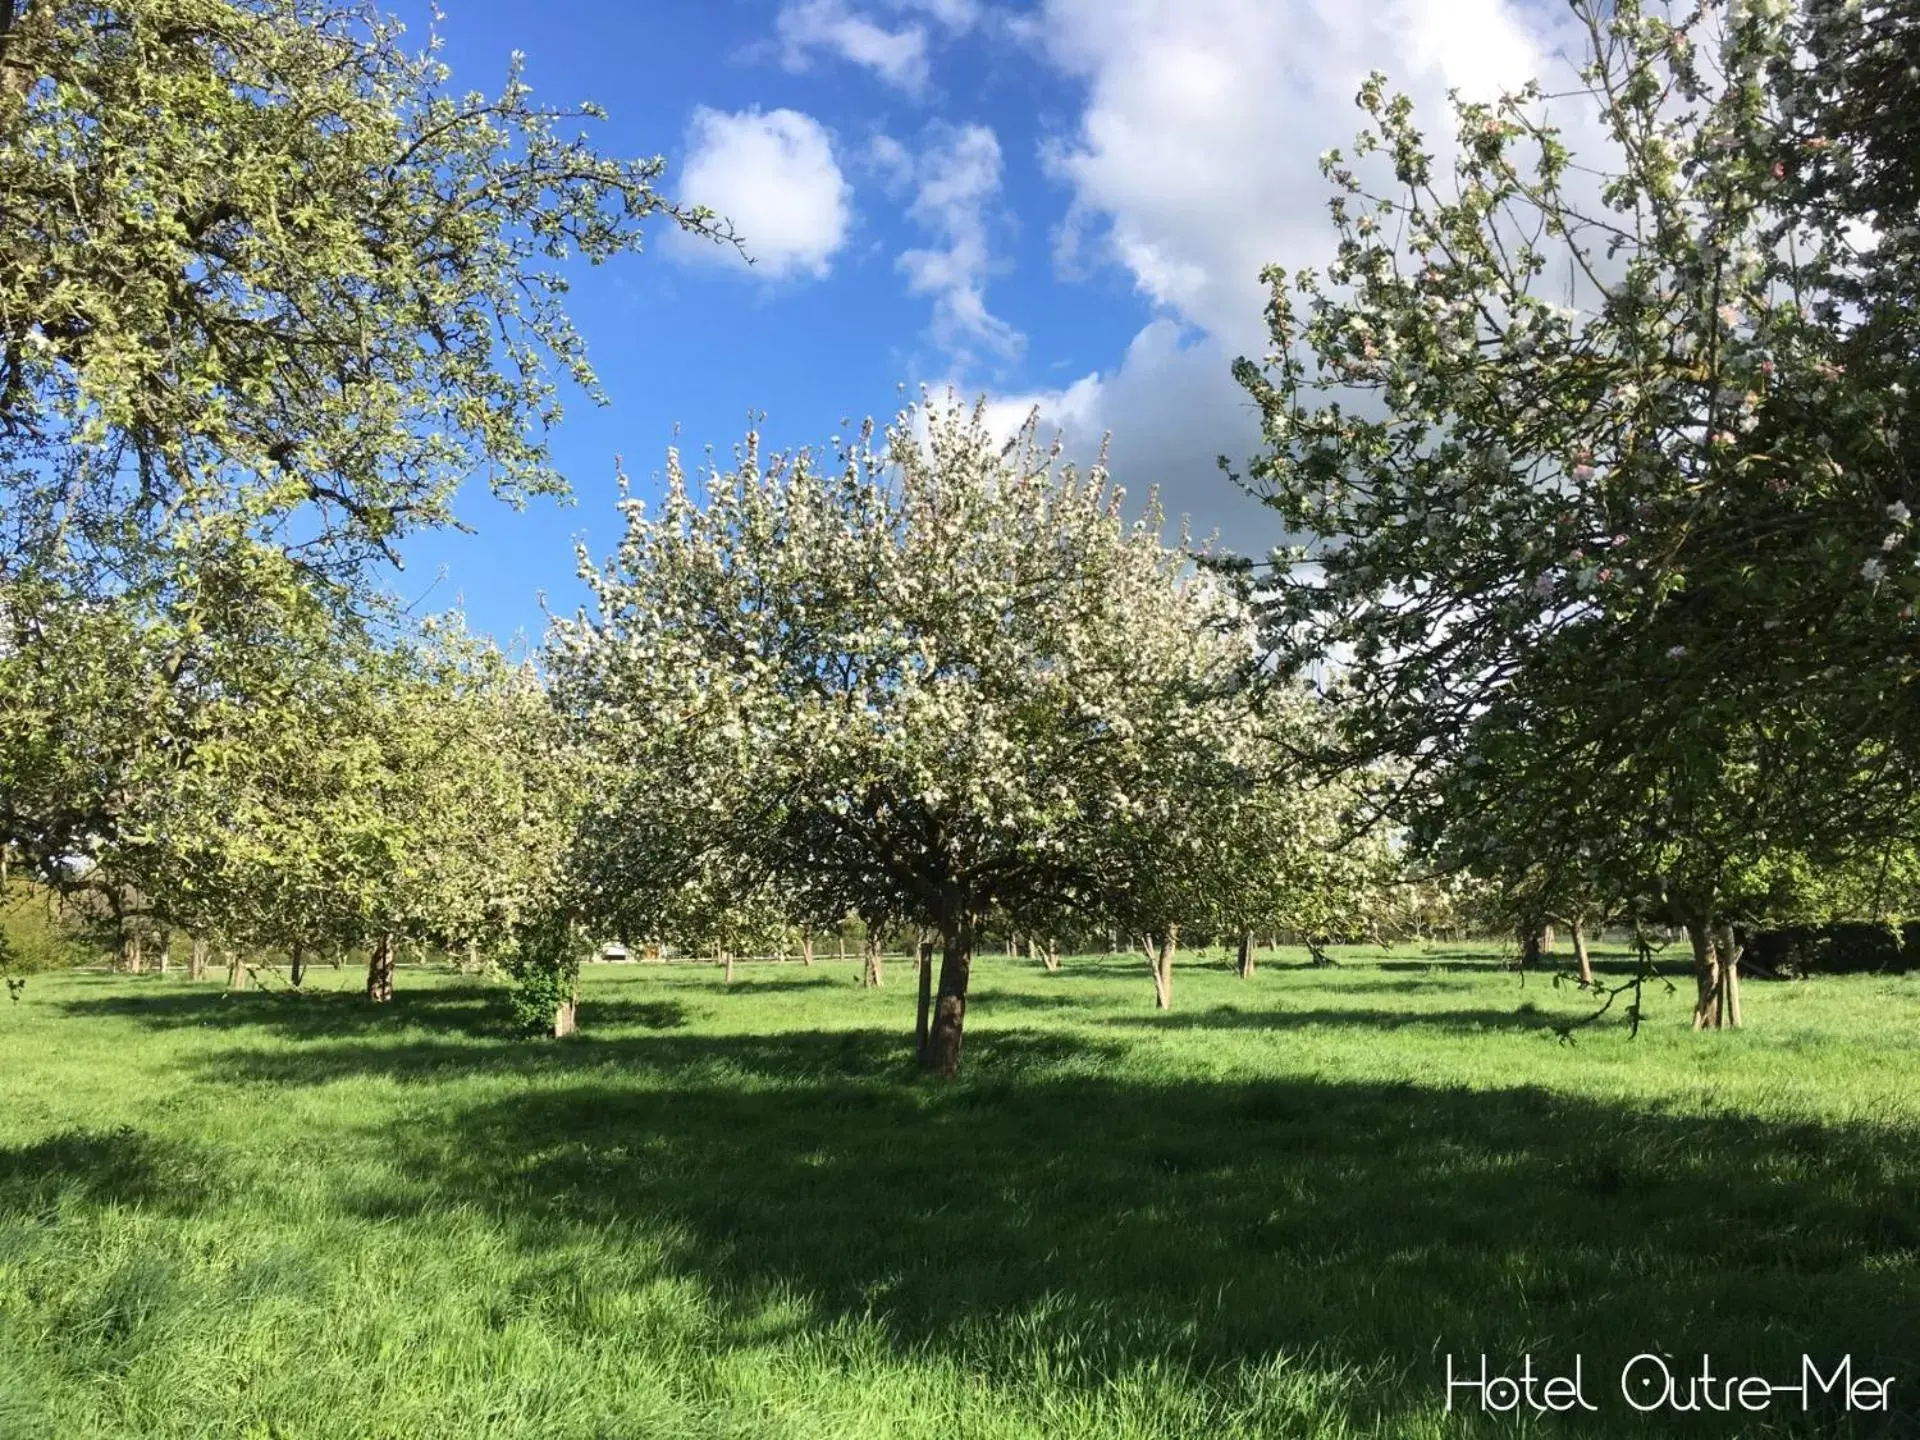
[553,398,1255,1075]
[1094,683,1384,1008]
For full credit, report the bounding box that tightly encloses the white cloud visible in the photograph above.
[966,322,1277,553]
[674,107,851,281]
[775,0,982,94]
[998,0,1570,555]
[898,123,1023,366]
[1038,0,1558,339]
[864,133,916,194]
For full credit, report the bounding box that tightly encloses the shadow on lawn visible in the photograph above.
[1099,1002,1573,1033]
[180,1020,1920,1436]
[0,1126,227,1217]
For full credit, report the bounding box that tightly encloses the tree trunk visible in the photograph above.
[1687,918,1725,1030]
[801,932,814,967]
[290,944,307,989]
[226,950,247,991]
[1143,927,1177,1010]
[914,939,934,1062]
[1571,919,1594,987]
[553,976,578,1038]
[1715,923,1744,1029]
[923,929,972,1078]
[366,932,395,1003]
[862,935,884,989]
[1043,938,1060,973]
[837,931,846,961]
[189,934,208,982]
[1542,923,1556,952]
[724,951,735,986]
[156,929,171,975]
[1237,929,1255,979]
[1515,923,1542,971]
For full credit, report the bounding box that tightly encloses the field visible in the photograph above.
[2,944,1918,1438]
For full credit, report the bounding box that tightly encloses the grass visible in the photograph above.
[2,943,1918,1438]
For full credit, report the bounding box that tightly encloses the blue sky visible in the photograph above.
[397,0,1567,647]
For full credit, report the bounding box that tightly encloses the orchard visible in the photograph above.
[3,2,1918,1436]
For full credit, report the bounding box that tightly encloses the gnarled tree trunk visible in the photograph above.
[1236,929,1254,980]
[923,927,972,1078]
[189,934,208,982]
[1715,923,1744,1029]
[801,932,814,967]
[226,949,247,991]
[290,944,307,989]
[366,932,396,1003]
[1043,937,1060,973]
[1687,918,1742,1029]
[724,951,735,986]
[553,978,578,1037]
[862,935,884,989]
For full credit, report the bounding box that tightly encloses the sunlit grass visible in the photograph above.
[3,942,1917,1437]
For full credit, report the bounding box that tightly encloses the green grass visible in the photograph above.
[2,944,1918,1438]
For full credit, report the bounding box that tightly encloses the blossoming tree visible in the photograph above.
[1234,0,1915,1027]
[552,398,1265,1075]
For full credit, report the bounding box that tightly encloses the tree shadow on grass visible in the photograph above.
[1099,1003,1571,1034]
[54,983,522,1040]
[710,974,846,994]
[55,985,702,1047]
[196,1023,1920,1436]
[0,1127,226,1218]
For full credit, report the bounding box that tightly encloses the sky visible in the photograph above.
[397,0,1574,648]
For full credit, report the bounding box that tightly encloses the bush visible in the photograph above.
[1743,923,1914,978]
[1,884,97,978]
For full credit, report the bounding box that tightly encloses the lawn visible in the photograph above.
[1,944,1917,1438]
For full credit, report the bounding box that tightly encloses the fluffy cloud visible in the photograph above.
[673,108,852,280]
[776,0,982,94]
[972,322,1275,553]
[1004,0,1566,555]
[898,124,1022,366]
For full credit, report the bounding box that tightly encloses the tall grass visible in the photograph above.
[2,944,1917,1437]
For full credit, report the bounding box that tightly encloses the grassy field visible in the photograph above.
[1,943,1917,1438]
